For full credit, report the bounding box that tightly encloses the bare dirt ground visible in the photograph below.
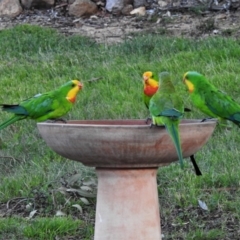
[0,6,240,44]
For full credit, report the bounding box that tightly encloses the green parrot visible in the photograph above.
[183,71,240,127]
[149,72,185,168]
[0,80,83,130]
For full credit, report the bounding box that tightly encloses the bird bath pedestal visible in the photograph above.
[37,119,217,240]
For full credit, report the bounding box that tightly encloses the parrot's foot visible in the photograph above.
[184,107,191,112]
[218,122,232,129]
[201,117,213,123]
[145,117,152,124]
[55,118,67,123]
[217,118,232,129]
[150,123,165,129]
[47,118,67,123]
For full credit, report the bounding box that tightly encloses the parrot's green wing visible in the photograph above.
[2,93,68,122]
[149,72,184,168]
[159,108,183,118]
[19,91,72,122]
[204,89,240,125]
[149,72,184,120]
[150,94,184,119]
[0,98,61,130]
[0,80,82,131]
[184,71,240,127]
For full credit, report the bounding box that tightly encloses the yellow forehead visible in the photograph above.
[143,71,153,78]
[183,72,189,79]
[185,79,194,93]
[72,80,80,85]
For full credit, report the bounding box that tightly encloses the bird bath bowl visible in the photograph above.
[37,119,217,240]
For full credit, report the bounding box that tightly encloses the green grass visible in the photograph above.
[0,24,240,239]
[0,217,84,240]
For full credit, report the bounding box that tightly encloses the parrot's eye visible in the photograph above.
[72,83,75,87]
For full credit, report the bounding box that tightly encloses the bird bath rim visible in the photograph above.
[38,118,216,127]
[37,119,217,169]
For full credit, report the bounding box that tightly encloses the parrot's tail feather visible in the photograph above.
[0,116,25,131]
[1,104,28,115]
[166,121,184,169]
[234,121,240,128]
[190,155,202,176]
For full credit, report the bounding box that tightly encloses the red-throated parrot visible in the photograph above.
[142,71,159,109]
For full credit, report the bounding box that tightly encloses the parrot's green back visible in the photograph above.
[184,71,240,127]
[0,80,82,130]
[19,85,73,121]
[149,72,184,168]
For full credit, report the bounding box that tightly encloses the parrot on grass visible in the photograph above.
[0,80,83,131]
[183,71,240,127]
[149,71,185,168]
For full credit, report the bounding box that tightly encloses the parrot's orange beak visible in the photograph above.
[143,75,148,83]
[78,82,83,89]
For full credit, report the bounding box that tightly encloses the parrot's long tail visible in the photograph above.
[190,155,202,176]
[0,115,25,131]
[165,120,184,169]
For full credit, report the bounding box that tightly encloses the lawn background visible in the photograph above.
[0,24,240,239]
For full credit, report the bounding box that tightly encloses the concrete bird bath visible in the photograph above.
[37,119,217,240]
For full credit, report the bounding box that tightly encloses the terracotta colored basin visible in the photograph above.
[37,119,217,168]
[37,118,217,240]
